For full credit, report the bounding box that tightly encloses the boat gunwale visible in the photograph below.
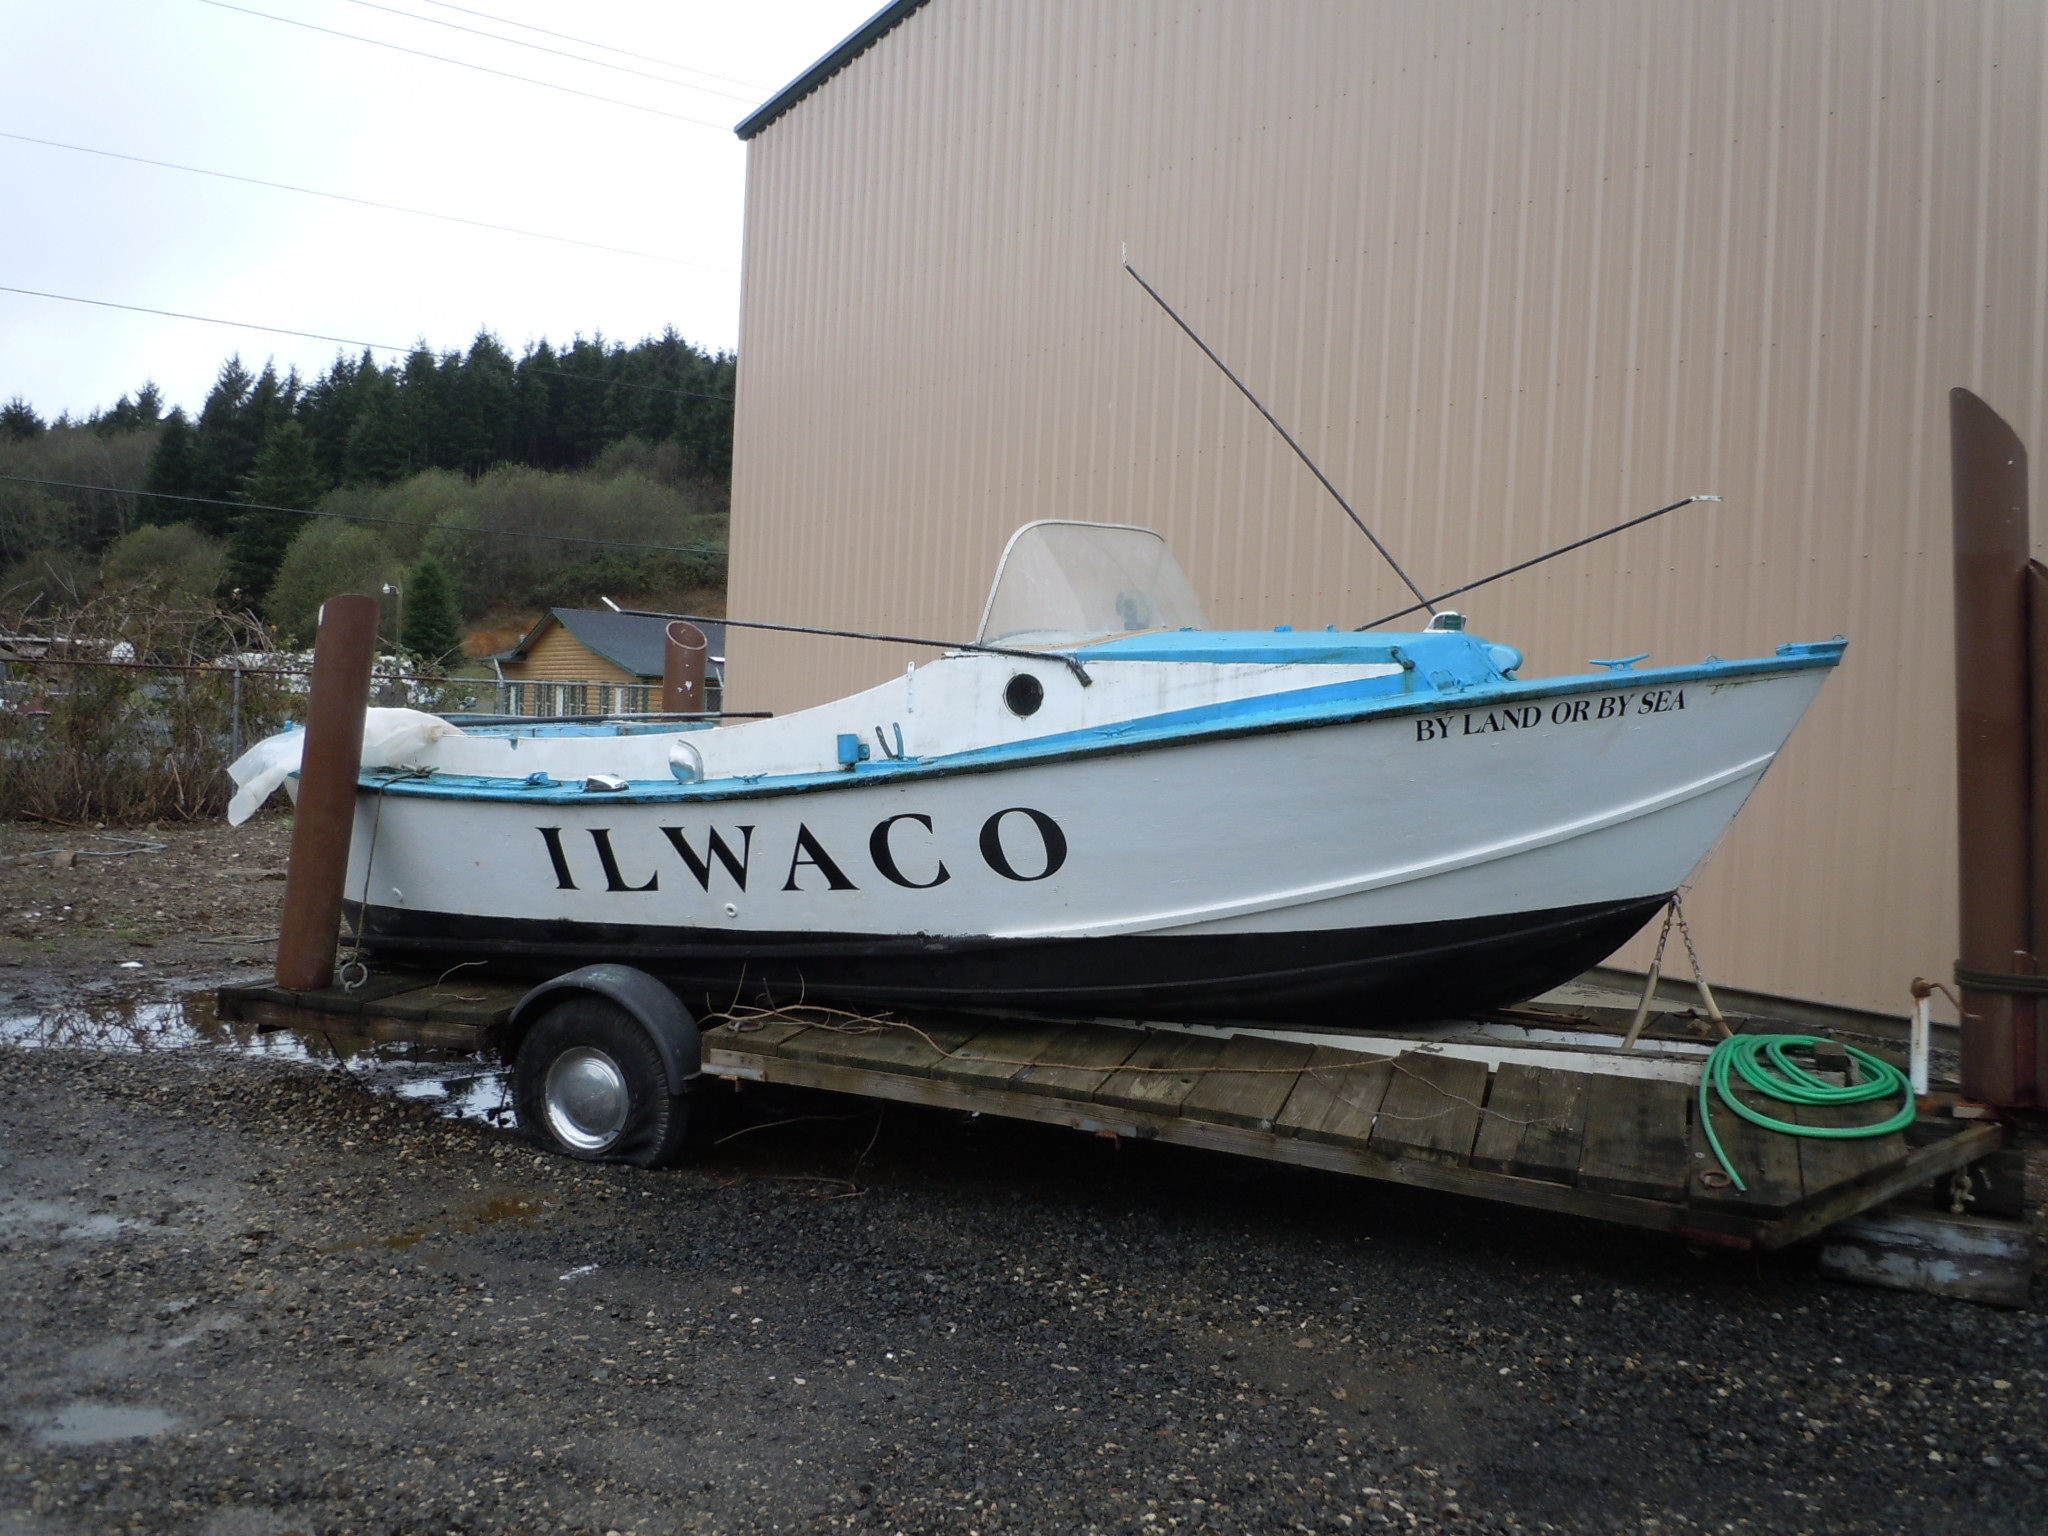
[358,642,1845,806]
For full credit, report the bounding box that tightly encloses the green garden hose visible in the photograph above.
[1698,1034,1916,1192]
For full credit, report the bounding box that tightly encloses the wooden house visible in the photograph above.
[493,609,724,715]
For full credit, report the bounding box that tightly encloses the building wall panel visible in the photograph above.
[727,0,2048,1015]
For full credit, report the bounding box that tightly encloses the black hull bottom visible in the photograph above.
[349,895,1668,1027]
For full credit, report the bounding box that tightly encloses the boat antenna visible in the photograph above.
[615,609,1094,686]
[1356,496,1722,630]
[1123,259,1435,614]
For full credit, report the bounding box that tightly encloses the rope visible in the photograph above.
[1697,1034,1916,1192]
[1953,962,2048,996]
[338,768,416,990]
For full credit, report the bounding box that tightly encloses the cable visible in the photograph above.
[0,130,733,272]
[415,0,772,93]
[1697,1035,1916,1193]
[0,282,404,351]
[192,0,728,129]
[0,285,735,403]
[0,474,730,559]
[1358,497,1717,630]
[334,0,760,104]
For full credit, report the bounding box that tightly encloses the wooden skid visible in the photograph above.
[701,1016,2004,1246]
[218,971,503,1050]
[219,980,2004,1248]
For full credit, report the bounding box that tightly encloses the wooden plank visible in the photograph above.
[1576,1076,1693,1201]
[222,993,486,1049]
[725,1048,1707,1238]
[703,1018,816,1056]
[1274,1049,1395,1146]
[1757,1122,2004,1249]
[422,982,531,1026]
[1817,1207,2033,1308]
[1006,1025,1147,1099]
[376,984,476,1023]
[1470,1064,1587,1184]
[928,1020,1071,1091]
[217,970,430,1018]
[1688,1078,1806,1215]
[1094,1033,1229,1117]
[1792,1094,1909,1203]
[778,1018,982,1077]
[1369,1054,1491,1165]
[1178,1036,1316,1131]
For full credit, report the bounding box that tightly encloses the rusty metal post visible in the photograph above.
[662,620,708,714]
[275,594,378,993]
[1950,388,2033,1106]
[2029,559,2048,1102]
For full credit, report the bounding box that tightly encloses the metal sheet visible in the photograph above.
[728,0,2048,1017]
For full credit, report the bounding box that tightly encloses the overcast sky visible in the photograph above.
[0,0,882,420]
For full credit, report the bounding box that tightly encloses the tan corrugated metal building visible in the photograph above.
[725,0,2048,1018]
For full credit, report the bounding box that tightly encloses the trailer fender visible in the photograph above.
[502,964,700,1096]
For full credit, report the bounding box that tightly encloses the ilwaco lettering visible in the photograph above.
[535,807,1069,895]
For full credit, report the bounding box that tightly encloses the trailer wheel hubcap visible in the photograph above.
[543,1047,630,1152]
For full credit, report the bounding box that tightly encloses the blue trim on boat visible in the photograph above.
[365,638,1845,806]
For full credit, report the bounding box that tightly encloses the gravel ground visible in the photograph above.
[3,822,2047,1534]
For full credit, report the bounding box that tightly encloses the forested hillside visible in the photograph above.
[1,329,733,649]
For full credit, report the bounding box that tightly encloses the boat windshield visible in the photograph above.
[976,521,1208,646]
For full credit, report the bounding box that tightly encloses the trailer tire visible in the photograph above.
[513,996,690,1169]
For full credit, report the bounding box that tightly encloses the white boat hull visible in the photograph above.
[343,657,1832,1025]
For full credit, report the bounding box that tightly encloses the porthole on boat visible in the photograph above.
[1004,673,1044,717]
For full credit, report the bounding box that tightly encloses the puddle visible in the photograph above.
[346,1195,545,1252]
[0,1197,152,1239]
[0,987,515,1131]
[37,1404,178,1446]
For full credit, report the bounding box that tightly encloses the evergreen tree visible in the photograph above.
[299,350,382,484]
[342,373,411,485]
[139,411,211,530]
[400,555,463,667]
[89,382,166,435]
[429,333,507,476]
[226,420,324,608]
[2,397,47,440]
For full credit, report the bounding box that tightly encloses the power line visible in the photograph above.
[0,130,734,273]
[334,0,760,105]
[0,285,737,404]
[0,474,731,559]
[193,0,729,129]
[415,0,772,94]
[1,283,403,352]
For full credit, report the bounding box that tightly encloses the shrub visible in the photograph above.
[99,524,226,602]
[0,596,293,824]
[265,520,406,647]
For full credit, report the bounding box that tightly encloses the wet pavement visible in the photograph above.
[1,978,2045,1535]
[0,984,515,1131]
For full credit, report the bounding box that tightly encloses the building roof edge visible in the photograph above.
[734,0,933,141]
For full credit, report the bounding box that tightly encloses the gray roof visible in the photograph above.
[512,609,725,679]
[734,0,931,140]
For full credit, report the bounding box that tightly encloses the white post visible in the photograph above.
[1910,991,1932,1096]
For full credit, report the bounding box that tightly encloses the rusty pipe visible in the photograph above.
[275,593,378,993]
[2029,560,2048,1103]
[662,620,708,715]
[1950,387,2033,1106]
